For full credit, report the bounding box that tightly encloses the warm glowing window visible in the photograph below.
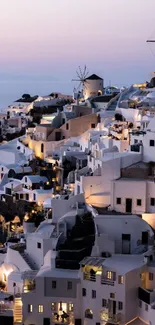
[118,275,124,284]
[58,302,67,313]
[68,303,74,312]
[3,273,6,282]
[38,305,44,313]
[28,304,33,313]
[107,271,112,279]
[51,302,56,311]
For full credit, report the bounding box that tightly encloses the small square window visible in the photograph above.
[92,290,96,299]
[150,198,155,206]
[139,300,142,308]
[118,302,123,310]
[91,124,96,128]
[150,140,155,147]
[28,304,33,313]
[69,303,74,312]
[118,275,124,284]
[116,198,121,205]
[38,305,43,313]
[149,273,154,281]
[37,242,41,249]
[102,299,107,307]
[82,288,86,296]
[145,304,148,311]
[52,281,56,289]
[107,271,112,279]
[137,199,142,206]
[67,281,72,290]
[110,293,115,299]
[51,302,56,311]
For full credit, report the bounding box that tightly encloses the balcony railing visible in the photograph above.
[83,273,96,282]
[101,278,115,286]
[52,312,73,324]
[23,284,35,293]
[0,302,14,315]
[108,313,122,324]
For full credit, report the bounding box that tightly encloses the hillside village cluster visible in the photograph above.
[1,73,155,325]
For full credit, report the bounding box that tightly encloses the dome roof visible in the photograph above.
[86,74,103,80]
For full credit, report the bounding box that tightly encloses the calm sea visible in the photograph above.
[0,78,73,110]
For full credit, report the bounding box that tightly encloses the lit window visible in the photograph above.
[3,273,6,282]
[118,275,124,284]
[68,303,74,312]
[110,293,115,299]
[28,304,33,313]
[85,309,93,319]
[149,273,154,281]
[51,303,56,311]
[38,305,44,313]
[107,271,112,279]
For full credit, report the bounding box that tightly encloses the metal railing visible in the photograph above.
[23,284,35,293]
[101,278,115,286]
[108,313,122,323]
[0,302,14,314]
[83,273,96,282]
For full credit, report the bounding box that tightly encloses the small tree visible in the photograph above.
[22,94,31,99]
[115,113,123,121]
[128,122,133,129]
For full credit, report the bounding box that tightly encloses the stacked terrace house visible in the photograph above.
[1,77,155,325]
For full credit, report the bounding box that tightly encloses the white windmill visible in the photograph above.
[72,65,89,101]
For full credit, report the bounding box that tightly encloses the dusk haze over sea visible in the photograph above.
[1,0,155,108]
[2,1,155,325]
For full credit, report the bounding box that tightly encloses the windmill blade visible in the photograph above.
[84,79,89,84]
[72,79,81,82]
[85,71,89,79]
[77,82,82,91]
[83,82,88,90]
[79,66,83,79]
[76,71,81,80]
[83,65,87,76]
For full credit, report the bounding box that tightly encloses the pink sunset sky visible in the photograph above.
[1,0,155,85]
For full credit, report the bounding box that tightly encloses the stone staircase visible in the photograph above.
[20,251,37,270]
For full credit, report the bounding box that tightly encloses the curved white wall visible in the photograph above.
[84,79,104,100]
